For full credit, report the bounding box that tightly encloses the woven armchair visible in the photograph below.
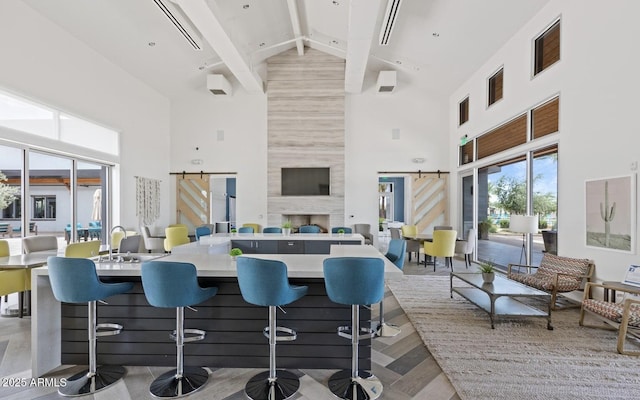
[507,253,594,310]
[579,282,640,355]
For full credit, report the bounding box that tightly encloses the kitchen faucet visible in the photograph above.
[109,225,127,261]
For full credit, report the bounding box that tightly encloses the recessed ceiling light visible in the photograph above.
[148,42,156,47]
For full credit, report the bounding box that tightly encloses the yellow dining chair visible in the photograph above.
[423,230,457,272]
[164,226,190,252]
[401,225,421,263]
[0,239,27,317]
[65,241,101,258]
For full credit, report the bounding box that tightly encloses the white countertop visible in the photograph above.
[32,245,402,280]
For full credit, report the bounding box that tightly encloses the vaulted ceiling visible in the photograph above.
[24,0,550,98]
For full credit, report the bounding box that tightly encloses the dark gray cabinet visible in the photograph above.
[231,240,278,254]
[278,240,305,254]
[232,238,360,254]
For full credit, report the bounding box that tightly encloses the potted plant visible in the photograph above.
[282,220,292,236]
[230,228,237,236]
[478,219,492,240]
[337,228,345,236]
[229,247,243,261]
[478,262,495,283]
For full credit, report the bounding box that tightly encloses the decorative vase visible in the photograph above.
[231,255,237,261]
[482,272,495,283]
[283,228,291,236]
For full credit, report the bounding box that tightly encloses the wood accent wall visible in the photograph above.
[266,48,346,227]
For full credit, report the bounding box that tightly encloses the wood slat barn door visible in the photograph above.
[176,174,209,230]
[410,173,449,233]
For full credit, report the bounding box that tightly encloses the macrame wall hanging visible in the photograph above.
[136,176,161,225]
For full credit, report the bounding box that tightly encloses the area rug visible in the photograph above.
[387,275,640,400]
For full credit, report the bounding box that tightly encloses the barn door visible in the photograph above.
[410,172,449,233]
[176,174,209,231]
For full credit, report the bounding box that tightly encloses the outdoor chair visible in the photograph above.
[508,253,595,310]
[579,282,640,355]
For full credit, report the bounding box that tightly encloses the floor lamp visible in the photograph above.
[509,215,538,265]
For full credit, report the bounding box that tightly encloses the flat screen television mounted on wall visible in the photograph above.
[281,168,330,196]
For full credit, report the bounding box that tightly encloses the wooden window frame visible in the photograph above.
[533,19,561,77]
[488,67,504,107]
[459,96,469,126]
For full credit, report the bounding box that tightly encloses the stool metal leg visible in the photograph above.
[376,300,400,338]
[245,305,300,400]
[328,305,383,400]
[149,307,209,398]
[59,301,127,397]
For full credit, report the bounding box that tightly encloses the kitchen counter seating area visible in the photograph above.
[31,244,402,378]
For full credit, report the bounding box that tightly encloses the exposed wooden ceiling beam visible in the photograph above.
[344,0,382,93]
[173,0,264,94]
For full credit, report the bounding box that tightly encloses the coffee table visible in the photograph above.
[450,272,553,330]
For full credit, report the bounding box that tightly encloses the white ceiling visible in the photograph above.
[24,0,551,99]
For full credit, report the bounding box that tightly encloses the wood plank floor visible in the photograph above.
[0,255,463,399]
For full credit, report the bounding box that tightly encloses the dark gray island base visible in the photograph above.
[32,246,402,377]
[61,277,371,370]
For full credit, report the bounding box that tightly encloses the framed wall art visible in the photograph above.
[585,174,635,253]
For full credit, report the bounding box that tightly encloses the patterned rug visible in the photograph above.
[387,275,640,400]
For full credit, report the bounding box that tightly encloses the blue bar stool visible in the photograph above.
[377,239,406,337]
[236,257,308,400]
[47,257,135,397]
[141,261,218,398]
[323,257,385,400]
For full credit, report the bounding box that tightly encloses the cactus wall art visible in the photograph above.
[585,175,634,252]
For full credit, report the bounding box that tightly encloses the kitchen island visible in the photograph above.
[31,245,402,377]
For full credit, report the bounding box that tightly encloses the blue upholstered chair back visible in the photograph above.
[238,226,254,233]
[385,239,407,270]
[299,225,320,233]
[141,261,218,308]
[331,227,353,234]
[323,257,385,305]
[47,257,134,303]
[195,226,212,240]
[263,227,282,233]
[236,257,308,307]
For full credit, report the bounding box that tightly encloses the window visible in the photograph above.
[532,97,559,139]
[32,195,56,219]
[488,68,504,106]
[378,182,394,222]
[1,197,20,219]
[534,20,560,76]
[476,114,527,160]
[459,97,469,125]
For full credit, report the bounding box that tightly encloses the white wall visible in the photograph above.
[0,1,171,232]
[449,0,640,282]
[169,66,449,245]
[169,88,267,228]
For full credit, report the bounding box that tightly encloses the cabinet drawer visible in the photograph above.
[278,240,305,254]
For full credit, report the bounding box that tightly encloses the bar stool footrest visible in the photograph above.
[59,365,126,397]
[263,326,297,341]
[96,323,124,337]
[338,325,377,340]
[328,369,383,400]
[169,328,206,343]
[245,369,300,400]
[149,366,209,398]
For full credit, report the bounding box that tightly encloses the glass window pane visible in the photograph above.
[0,92,55,138]
[60,113,119,155]
[77,161,106,244]
[0,145,22,250]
